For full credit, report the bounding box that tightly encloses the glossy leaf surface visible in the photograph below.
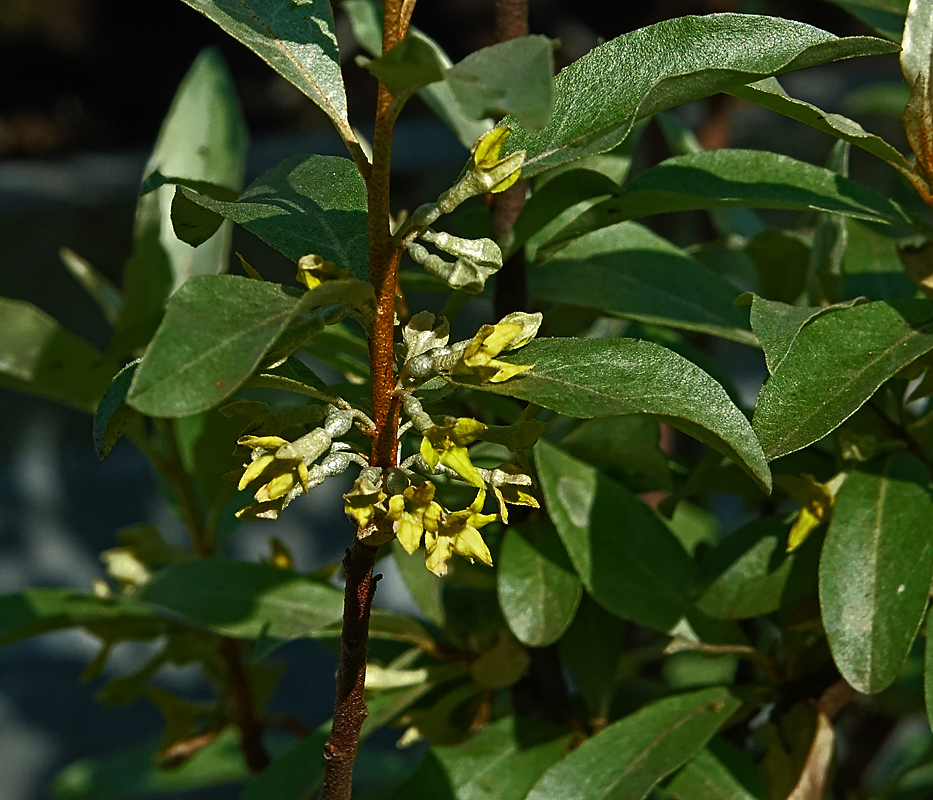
[530,222,755,345]
[535,440,694,632]
[0,298,119,413]
[526,687,740,800]
[820,455,933,694]
[753,300,933,460]
[504,14,898,176]
[177,0,353,142]
[458,338,771,493]
[389,716,572,800]
[139,558,344,639]
[497,520,582,647]
[177,154,368,279]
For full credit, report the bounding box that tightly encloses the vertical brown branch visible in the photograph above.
[218,637,271,773]
[492,0,530,318]
[321,2,412,798]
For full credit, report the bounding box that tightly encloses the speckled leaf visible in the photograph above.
[498,520,582,647]
[901,0,933,86]
[456,338,771,493]
[177,0,354,143]
[531,222,755,345]
[503,14,898,176]
[820,455,933,694]
[176,155,368,279]
[752,300,933,460]
[525,687,740,800]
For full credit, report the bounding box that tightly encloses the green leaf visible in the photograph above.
[559,593,627,723]
[667,744,765,800]
[925,629,933,731]
[456,338,771,493]
[530,222,756,345]
[447,36,555,130]
[111,48,248,357]
[393,540,444,627]
[728,78,911,172]
[526,687,741,800]
[752,300,933,461]
[560,415,671,489]
[343,0,491,148]
[176,154,369,279]
[0,589,167,648]
[126,275,368,417]
[844,219,917,300]
[901,0,933,86]
[503,13,898,176]
[535,440,694,632]
[93,359,142,459]
[51,728,247,799]
[389,716,573,800]
[0,297,120,413]
[820,454,933,694]
[542,150,916,256]
[744,293,866,375]
[59,248,123,327]
[177,0,354,144]
[497,520,582,647]
[138,558,344,639]
[364,33,446,97]
[695,517,795,620]
[823,0,908,41]
[745,229,810,305]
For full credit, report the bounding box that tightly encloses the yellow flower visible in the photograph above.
[235,435,311,520]
[484,462,540,523]
[343,469,387,529]
[455,312,541,383]
[296,253,352,290]
[419,417,487,487]
[423,490,496,577]
[470,127,524,194]
[385,481,444,554]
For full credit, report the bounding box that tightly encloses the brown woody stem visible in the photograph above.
[321,2,412,797]
[218,637,271,773]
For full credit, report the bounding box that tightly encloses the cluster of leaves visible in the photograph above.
[5,0,933,798]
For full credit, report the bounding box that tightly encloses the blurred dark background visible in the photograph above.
[0,1,904,798]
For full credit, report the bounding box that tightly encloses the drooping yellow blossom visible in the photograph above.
[774,474,835,552]
[484,462,540,523]
[235,435,311,520]
[296,253,352,290]
[385,481,444,554]
[343,469,388,530]
[419,417,487,487]
[424,490,497,577]
[470,127,524,194]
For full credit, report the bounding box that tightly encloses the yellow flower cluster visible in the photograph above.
[234,434,312,520]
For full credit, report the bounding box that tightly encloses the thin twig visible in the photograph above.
[218,637,271,773]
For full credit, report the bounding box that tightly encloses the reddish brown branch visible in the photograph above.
[218,637,270,773]
[321,543,380,800]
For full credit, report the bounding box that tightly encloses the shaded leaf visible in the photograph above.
[60,248,123,327]
[752,300,933,460]
[446,36,555,130]
[844,219,917,300]
[455,338,771,493]
[504,13,898,176]
[542,149,916,256]
[901,0,933,87]
[177,0,353,143]
[176,154,369,279]
[526,687,740,800]
[729,77,911,173]
[0,297,120,413]
[820,454,933,694]
[535,440,694,632]
[745,229,811,305]
[497,520,582,647]
[0,588,167,648]
[530,222,755,345]
[667,744,765,800]
[111,48,247,357]
[389,715,572,800]
[93,359,142,459]
[824,0,908,41]
[51,728,247,799]
[138,558,344,640]
[364,33,446,96]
